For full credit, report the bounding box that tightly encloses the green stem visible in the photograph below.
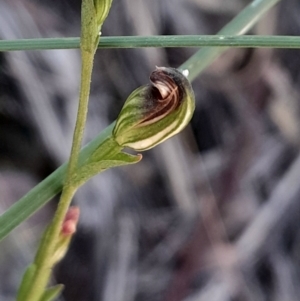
[21,37,96,301]
[22,186,77,301]
[2,34,300,51]
[66,51,95,179]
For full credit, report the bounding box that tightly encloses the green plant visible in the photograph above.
[0,0,285,299]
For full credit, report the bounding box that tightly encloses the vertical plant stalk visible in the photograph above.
[36,51,95,270]
[17,0,112,300]
[20,36,96,301]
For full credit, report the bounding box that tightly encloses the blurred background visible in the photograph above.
[1,0,300,300]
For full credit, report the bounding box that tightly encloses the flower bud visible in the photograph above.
[93,0,113,29]
[51,207,80,265]
[113,67,195,151]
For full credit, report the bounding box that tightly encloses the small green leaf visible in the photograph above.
[39,284,64,301]
[112,151,143,164]
[71,152,142,187]
[17,264,37,301]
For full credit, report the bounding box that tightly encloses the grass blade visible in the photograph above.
[181,0,282,81]
[2,34,300,51]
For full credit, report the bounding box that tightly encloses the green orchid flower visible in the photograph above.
[113,67,195,151]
